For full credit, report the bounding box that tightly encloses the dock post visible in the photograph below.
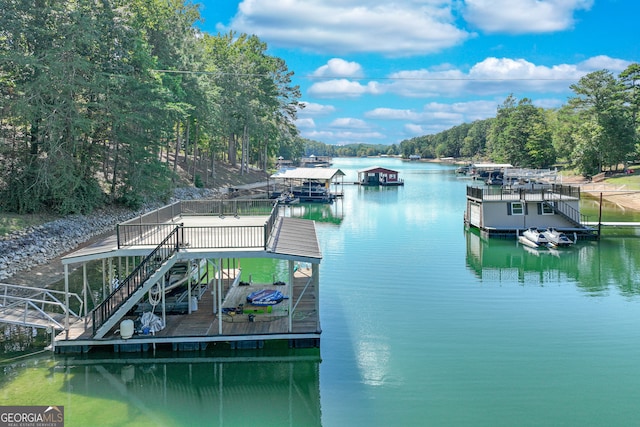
[598,193,603,240]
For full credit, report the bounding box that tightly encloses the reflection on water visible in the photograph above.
[1,325,49,359]
[283,201,345,225]
[3,157,640,427]
[465,228,640,295]
[1,349,321,427]
[581,194,640,222]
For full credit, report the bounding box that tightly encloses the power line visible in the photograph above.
[150,69,580,81]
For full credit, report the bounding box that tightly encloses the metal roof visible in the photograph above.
[270,167,345,181]
[471,163,513,169]
[268,217,322,261]
[357,166,399,173]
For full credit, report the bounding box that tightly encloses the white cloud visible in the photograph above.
[379,56,632,98]
[578,55,632,72]
[404,123,430,136]
[308,79,383,98]
[222,0,472,56]
[366,108,423,121]
[298,102,336,117]
[367,100,498,126]
[301,128,386,145]
[463,0,594,34]
[385,68,468,97]
[329,118,369,129]
[312,58,364,78]
[295,118,316,129]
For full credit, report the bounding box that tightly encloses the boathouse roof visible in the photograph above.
[270,167,345,181]
[357,166,399,174]
[472,163,513,169]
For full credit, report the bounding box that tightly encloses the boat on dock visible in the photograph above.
[543,228,574,247]
[269,167,345,203]
[276,192,299,205]
[464,183,598,241]
[520,228,550,247]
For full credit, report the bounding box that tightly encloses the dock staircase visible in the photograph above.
[543,200,586,228]
[91,227,181,339]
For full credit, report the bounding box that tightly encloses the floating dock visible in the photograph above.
[25,199,323,353]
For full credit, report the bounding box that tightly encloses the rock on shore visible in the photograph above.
[0,187,222,281]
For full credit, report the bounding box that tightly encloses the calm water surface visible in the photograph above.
[2,157,640,427]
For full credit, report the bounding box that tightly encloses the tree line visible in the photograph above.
[0,0,303,214]
[399,65,640,174]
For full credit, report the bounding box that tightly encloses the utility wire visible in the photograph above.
[150,69,580,81]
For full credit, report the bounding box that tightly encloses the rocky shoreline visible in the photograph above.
[0,187,221,282]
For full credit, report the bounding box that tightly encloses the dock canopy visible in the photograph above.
[270,167,345,181]
[269,167,345,203]
[471,163,513,169]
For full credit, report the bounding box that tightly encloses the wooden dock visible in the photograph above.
[0,200,325,353]
[54,268,319,352]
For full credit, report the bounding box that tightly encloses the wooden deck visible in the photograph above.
[44,201,324,352]
[54,268,319,351]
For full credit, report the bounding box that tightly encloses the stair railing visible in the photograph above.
[92,226,180,335]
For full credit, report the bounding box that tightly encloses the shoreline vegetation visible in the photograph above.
[3,156,640,237]
[1,156,639,289]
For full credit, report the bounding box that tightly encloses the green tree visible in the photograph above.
[568,70,635,173]
[619,63,640,159]
[488,95,555,167]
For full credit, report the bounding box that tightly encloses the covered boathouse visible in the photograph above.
[53,199,323,353]
[357,166,404,186]
[464,183,598,240]
[269,167,345,203]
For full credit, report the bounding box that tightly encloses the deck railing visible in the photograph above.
[120,202,182,226]
[117,223,181,248]
[467,184,581,201]
[181,225,266,249]
[93,227,180,335]
[180,199,275,216]
[116,200,278,249]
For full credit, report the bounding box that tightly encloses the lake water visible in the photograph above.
[2,157,640,427]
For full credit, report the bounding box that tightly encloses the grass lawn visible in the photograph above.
[604,166,640,190]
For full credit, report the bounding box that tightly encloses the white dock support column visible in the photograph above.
[188,260,193,315]
[64,264,70,339]
[82,263,88,317]
[218,258,223,335]
[212,259,219,314]
[162,275,166,326]
[102,259,106,301]
[288,261,294,333]
[107,258,113,293]
[313,263,320,332]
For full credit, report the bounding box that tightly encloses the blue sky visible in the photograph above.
[197,0,639,146]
